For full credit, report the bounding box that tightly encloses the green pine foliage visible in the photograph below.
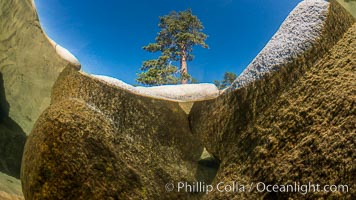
[137,9,208,86]
[214,72,238,89]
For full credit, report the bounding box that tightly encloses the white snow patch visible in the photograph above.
[91,75,219,102]
[229,0,329,90]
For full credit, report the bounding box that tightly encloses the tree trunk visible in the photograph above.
[180,48,188,84]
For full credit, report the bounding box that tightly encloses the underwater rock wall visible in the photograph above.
[190,0,355,199]
[336,0,356,17]
[191,0,354,164]
[0,0,80,197]
[22,67,206,199]
[0,0,80,189]
[0,172,23,200]
[1,0,353,199]
[0,0,80,135]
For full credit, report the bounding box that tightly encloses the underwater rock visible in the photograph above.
[190,2,355,199]
[0,172,23,200]
[0,73,26,179]
[22,68,205,199]
[0,0,80,136]
[0,0,80,190]
[229,0,352,90]
[11,0,355,199]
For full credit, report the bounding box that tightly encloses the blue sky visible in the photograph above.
[34,0,301,85]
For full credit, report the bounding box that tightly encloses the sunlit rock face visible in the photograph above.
[190,1,355,199]
[92,74,220,102]
[228,0,344,90]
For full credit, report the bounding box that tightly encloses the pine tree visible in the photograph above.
[214,72,237,89]
[137,9,208,85]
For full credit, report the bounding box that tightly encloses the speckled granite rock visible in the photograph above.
[19,0,355,199]
[193,0,354,160]
[22,67,205,199]
[228,0,350,90]
[189,2,355,199]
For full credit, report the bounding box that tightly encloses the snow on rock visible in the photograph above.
[229,0,329,90]
[91,75,219,102]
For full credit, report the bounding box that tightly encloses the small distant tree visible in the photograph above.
[190,78,199,84]
[213,80,222,89]
[214,72,237,89]
[137,9,208,86]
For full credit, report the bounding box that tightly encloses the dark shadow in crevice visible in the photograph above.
[0,72,27,179]
[195,149,220,185]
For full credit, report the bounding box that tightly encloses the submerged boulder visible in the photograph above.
[0,0,80,183]
[22,68,206,199]
[0,172,24,200]
[19,0,355,199]
[0,0,80,136]
[190,1,355,199]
